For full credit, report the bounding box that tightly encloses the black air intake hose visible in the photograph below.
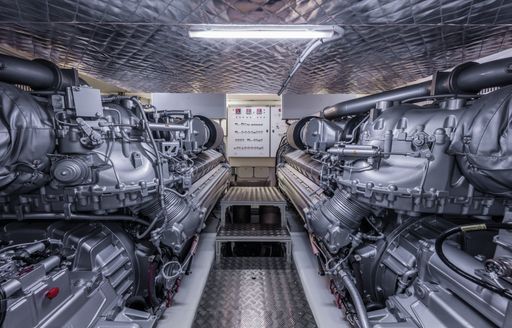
[0,54,78,90]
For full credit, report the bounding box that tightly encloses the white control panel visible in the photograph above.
[227,106,270,157]
[270,106,288,157]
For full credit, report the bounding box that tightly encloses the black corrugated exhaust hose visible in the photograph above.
[0,54,78,90]
[323,57,512,119]
[435,222,512,300]
[339,269,371,328]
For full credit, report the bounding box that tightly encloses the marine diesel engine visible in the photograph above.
[277,58,512,327]
[0,54,230,327]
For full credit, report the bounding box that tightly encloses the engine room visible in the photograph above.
[1,1,512,328]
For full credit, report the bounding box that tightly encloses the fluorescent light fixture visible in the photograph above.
[188,25,335,39]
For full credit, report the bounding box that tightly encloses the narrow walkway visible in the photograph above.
[192,257,317,328]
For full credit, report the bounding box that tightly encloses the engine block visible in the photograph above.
[0,222,149,327]
[278,57,512,327]
[0,54,230,327]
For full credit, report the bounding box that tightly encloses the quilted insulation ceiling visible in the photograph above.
[0,0,511,94]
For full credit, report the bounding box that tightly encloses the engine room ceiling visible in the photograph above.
[0,0,511,94]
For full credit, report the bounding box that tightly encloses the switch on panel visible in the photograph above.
[227,106,270,157]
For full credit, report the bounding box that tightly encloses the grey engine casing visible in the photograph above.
[0,54,230,328]
[0,221,155,328]
[278,59,512,328]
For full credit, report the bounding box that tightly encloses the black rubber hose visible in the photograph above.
[434,222,512,300]
[0,288,5,328]
[0,54,77,90]
[339,269,371,328]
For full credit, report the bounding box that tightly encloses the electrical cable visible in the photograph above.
[131,98,167,212]
[434,222,512,300]
[131,97,170,239]
[339,269,371,328]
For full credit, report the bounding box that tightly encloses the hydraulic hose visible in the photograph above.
[339,269,371,328]
[434,222,512,300]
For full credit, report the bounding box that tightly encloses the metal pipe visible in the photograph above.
[323,57,512,119]
[147,122,189,131]
[0,54,78,90]
[327,145,380,157]
[278,27,344,96]
[40,255,61,272]
[0,213,149,225]
[278,38,325,96]
[323,82,431,119]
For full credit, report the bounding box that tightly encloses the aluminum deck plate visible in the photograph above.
[220,187,286,206]
[192,257,317,328]
[220,187,287,228]
[216,224,292,262]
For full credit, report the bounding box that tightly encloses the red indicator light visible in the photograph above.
[46,287,60,300]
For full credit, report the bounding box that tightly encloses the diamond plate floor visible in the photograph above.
[192,257,317,328]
